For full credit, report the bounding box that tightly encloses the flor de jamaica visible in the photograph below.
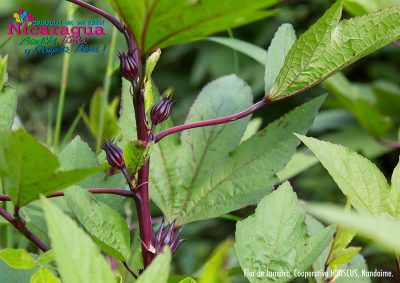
[8,22,105,37]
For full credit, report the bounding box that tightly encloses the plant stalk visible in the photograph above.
[154,99,269,142]
[0,207,49,251]
[0,188,134,202]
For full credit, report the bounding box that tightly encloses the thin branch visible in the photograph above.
[0,207,49,252]
[123,261,138,279]
[0,188,134,202]
[153,99,270,143]
[379,138,400,149]
[66,0,124,32]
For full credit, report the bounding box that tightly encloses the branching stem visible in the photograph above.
[0,207,49,252]
[154,99,270,142]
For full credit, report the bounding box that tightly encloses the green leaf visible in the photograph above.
[42,197,116,283]
[235,182,335,283]
[108,0,278,54]
[344,0,400,16]
[0,86,17,131]
[123,140,152,176]
[307,203,400,253]
[334,254,370,283]
[136,248,171,283]
[372,80,400,117]
[64,189,130,261]
[179,95,325,224]
[37,250,55,265]
[179,278,197,283]
[198,239,233,283]
[264,24,296,93]
[119,79,137,143]
[268,1,400,100]
[297,135,390,215]
[30,267,61,283]
[0,249,36,269]
[146,49,161,78]
[240,118,262,143]
[0,130,98,206]
[326,226,361,269]
[0,260,35,283]
[324,73,392,136]
[151,91,325,224]
[0,55,8,91]
[208,37,267,65]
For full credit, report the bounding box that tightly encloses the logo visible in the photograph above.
[7,9,107,57]
[13,9,35,25]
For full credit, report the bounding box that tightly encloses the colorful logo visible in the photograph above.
[13,9,35,25]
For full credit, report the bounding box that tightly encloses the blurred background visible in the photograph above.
[0,0,399,282]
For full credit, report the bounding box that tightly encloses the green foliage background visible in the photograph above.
[0,0,400,282]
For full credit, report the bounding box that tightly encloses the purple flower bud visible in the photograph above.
[118,51,139,82]
[142,218,185,256]
[150,95,175,126]
[101,140,125,170]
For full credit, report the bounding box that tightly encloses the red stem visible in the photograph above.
[132,75,155,267]
[0,188,133,202]
[0,207,49,251]
[154,99,269,143]
[66,0,124,32]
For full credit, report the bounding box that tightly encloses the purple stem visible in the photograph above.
[66,0,124,32]
[123,261,138,279]
[132,81,155,266]
[0,207,49,252]
[154,99,269,143]
[0,188,134,202]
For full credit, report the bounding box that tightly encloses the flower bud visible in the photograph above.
[142,218,184,255]
[101,140,125,170]
[118,51,139,82]
[150,94,175,126]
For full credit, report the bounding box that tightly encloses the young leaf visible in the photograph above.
[0,249,36,269]
[264,24,296,93]
[208,37,267,65]
[42,197,116,283]
[307,203,400,253]
[119,79,137,143]
[0,130,98,206]
[30,267,61,283]
[326,226,361,269]
[344,0,400,16]
[198,239,233,283]
[136,248,171,283]
[268,1,400,100]
[0,55,8,91]
[108,0,278,54]
[0,86,17,131]
[297,135,390,215]
[64,189,130,261]
[123,140,152,176]
[235,182,335,283]
[37,250,55,265]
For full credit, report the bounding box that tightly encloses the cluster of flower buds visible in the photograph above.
[101,140,126,171]
[142,219,184,255]
[150,93,175,127]
[118,51,139,82]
